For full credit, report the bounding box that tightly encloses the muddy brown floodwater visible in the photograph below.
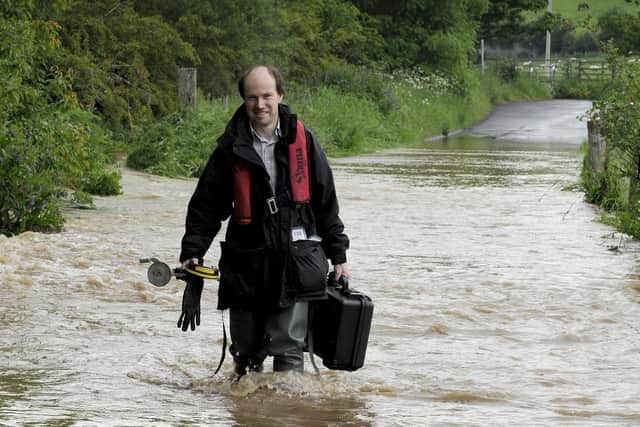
[2,100,640,426]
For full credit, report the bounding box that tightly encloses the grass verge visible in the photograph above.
[127,68,551,175]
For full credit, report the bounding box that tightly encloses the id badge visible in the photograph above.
[291,226,308,242]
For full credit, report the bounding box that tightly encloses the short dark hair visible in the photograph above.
[237,65,285,99]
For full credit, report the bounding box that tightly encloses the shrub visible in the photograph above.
[320,63,397,113]
[127,100,232,177]
[583,51,640,238]
[553,79,610,99]
[292,86,391,155]
[495,60,519,82]
[0,10,121,235]
[82,169,122,196]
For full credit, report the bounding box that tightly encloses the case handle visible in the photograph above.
[328,271,349,292]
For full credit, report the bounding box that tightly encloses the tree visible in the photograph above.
[38,0,197,130]
[1,1,119,235]
[350,0,489,73]
[135,0,382,96]
[478,0,547,42]
[599,10,640,55]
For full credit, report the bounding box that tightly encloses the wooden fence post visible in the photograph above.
[480,39,485,75]
[630,154,640,211]
[587,120,606,174]
[178,67,197,108]
[577,61,583,81]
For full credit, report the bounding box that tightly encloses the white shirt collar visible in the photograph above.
[250,119,281,144]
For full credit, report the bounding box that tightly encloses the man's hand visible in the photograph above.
[177,277,203,331]
[182,258,199,269]
[333,263,350,281]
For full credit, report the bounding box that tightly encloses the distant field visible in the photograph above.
[553,0,637,22]
[528,0,637,23]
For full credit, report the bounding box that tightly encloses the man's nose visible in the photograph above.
[257,97,265,108]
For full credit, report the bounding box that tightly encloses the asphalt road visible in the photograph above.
[463,99,593,144]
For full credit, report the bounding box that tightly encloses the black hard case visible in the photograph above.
[308,278,373,371]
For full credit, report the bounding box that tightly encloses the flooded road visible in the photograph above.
[2,100,640,426]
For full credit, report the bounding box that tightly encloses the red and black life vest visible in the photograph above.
[232,119,310,224]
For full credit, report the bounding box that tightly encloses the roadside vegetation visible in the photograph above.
[128,67,550,177]
[3,0,638,236]
[581,48,640,238]
[0,8,121,235]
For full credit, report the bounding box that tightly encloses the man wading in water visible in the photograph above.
[177,65,350,376]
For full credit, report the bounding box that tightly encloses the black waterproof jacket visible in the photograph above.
[179,104,349,310]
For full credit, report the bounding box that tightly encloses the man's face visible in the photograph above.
[243,67,283,130]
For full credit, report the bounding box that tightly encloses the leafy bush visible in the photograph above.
[82,169,122,196]
[41,1,198,132]
[553,79,610,99]
[293,86,391,155]
[478,70,550,104]
[599,10,640,55]
[320,64,397,113]
[495,61,519,82]
[584,50,640,238]
[0,8,121,235]
[127,100,232,177]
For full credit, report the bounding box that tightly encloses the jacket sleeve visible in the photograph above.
[179,146,233,262]
[307,130,349,265]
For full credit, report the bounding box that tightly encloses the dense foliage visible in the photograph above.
[480,0,640,58]
[1,1,120,235]
[598,10,640,55]
[583,49,640,237]
[479,0,547,41]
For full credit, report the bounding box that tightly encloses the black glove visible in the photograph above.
[177,278,203,331]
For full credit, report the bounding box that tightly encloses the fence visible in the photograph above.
[481,57,640,84]
[516,59,616,83]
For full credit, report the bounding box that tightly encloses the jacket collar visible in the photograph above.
[218,104,296,156]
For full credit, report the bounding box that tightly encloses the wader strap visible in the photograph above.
[214,310,227,376]
[307,305,320,375]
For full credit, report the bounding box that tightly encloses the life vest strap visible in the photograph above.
[289,119,311,203]
[231,160,251,225]
[232,119,310,224]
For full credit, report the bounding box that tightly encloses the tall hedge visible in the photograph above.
[1,3,120,235]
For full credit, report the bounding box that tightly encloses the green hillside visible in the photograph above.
[526,0,637,24]
[553,0,636,22]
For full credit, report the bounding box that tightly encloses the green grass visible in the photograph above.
[552,0,637,22]
[126,68,551,170]
[526,0,637,30]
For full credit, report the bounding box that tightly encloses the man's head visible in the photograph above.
[238,65,284,131]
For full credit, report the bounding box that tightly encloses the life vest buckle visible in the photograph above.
[266,197,279,215]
